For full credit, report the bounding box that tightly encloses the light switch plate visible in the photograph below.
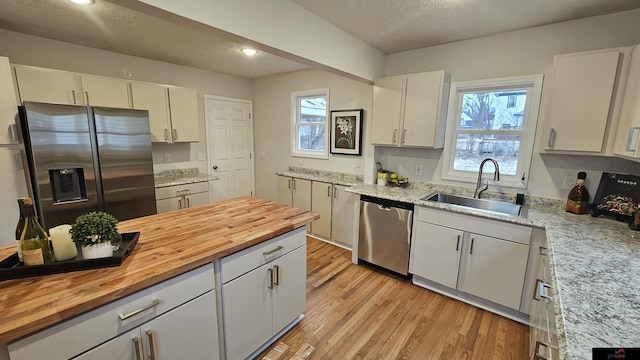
[562,175,574,190]
[197,153,206,161]
[164,153,171,162]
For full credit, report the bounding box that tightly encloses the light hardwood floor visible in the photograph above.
[258,237,529,360]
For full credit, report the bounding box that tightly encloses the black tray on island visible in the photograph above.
[0,232,140,281]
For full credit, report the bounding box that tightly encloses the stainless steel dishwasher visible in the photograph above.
[358,195,414,277]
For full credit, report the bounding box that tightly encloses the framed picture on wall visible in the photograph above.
[330,109,363,156]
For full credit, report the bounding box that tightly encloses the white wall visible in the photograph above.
[253,68,373,201]
[0,29,253,175]
[380,9,640,199]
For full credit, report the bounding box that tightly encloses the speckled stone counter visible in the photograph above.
[278,168,640,360]
[154,168,218,188]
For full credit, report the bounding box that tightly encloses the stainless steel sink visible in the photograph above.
[421,192,523,217]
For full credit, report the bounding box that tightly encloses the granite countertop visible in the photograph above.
[0,197,318,344]
[280,169,640,360]
[154,168,219,188]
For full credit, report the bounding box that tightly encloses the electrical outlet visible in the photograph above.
[562,175,574,190]
[164,153,171,163]
[354,159,360,168]
[197,153,206,161]
[415,164,423,175]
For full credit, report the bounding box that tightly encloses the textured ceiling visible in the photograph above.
[0,0,639,79]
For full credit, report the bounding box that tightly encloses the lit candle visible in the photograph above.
[49,224,78,262]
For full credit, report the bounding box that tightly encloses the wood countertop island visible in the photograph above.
[0,196,318,345]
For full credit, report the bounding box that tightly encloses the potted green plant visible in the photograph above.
[70,211,119,259]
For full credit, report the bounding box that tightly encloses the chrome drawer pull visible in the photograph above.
[263,245,283,256]
[392,129,398,144]
[539,281,553,300]
[274,265,280,286]
[133,337,144,360]
[548,128,556,148]
[268,268,274,289]
[146,330,157,360]
[455,235,460,251]
[539,246,548,256]
[118,299,160,320]
[534,340,550,360]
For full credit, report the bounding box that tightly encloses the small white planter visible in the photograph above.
[81,241,113,259]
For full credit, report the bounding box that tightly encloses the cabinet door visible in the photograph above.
[311,181,332,239]
[130,82,170,143]
[14,65,80,105]
[272,245,307,333]
[613,44,640,159]
[72,327,140,360]
[331,184,356,247]
[402,71,446,147]
[544,50,620,152]
[222,263,272,360]
[186,191,210,208]
[277,175,293,206]
[371,76,404,145]
[410,221,463,289]
[141,291,219,360]
[168,86,199,142]
[156,197,181,213]
[80,75,130,108]
[458,234,529,310]
[292,178,311,211]
[0,57,18,145]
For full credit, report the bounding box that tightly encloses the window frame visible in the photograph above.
[441,74,543,187]
[291,88,330,159]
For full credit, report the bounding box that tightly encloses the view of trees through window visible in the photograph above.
[297,96,326,152]
[453,89,528,176]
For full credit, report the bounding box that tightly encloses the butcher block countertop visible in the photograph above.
[0,196,318,345]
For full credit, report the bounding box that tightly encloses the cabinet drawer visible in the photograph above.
[155,181,208,200]
[8,264,214,360]
[416,206,532,245]
[221,227,305,284]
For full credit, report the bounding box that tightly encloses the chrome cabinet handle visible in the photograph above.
[133,337,144,360]
[71,90,77,104]
[172,129,177,141]
[534,340,550,360]
[327,185,331,197]
[146,330,157,360]
[392,129,398,144]
[178,199,182,209]
[469,238,475,254]
[539,246,548,256]
[288,179,292,190]
[118,299,160,320]
[455,235,461,251]
[84,91,89,105]
[292,179,296,190]
[274,265,280,286]
[333,187,338,199]
[186,197,190,208]
[401,129,407,144]
[164,129,169,141]
[176,189,190,195]
[539,281,553,300]
[9,124,17,143]
[263,245,283,256]
[548,128,556,148]
[626,127,640,152]
[268,268,274,289]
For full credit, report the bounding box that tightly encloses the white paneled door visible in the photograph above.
[205,96,254,201]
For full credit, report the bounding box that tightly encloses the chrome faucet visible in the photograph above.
[474,158,500,199]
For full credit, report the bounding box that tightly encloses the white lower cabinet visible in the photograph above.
[410,206,532,313]
[155,182,210,213]
[7,265,217,360]
[73,292,219,360]
[310,181,356,248]
[220,227,306,360]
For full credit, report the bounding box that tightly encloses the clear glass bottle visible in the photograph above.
[566,172,590,214]
[20,198,52,266]
[15,197,28,262]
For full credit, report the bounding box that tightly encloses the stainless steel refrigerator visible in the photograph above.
[18,101,157,231]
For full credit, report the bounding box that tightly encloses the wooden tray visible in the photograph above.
[0,232,139,281]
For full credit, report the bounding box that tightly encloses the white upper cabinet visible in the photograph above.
[371,70,450,148]
[14,65,81,105]
[542,48,631,154]
[0,57,19,144]
[130,82,199,143]
[80,75,130,108]
[613,44,640,160]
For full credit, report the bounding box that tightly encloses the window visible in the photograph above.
[291,89,329,159]
[442,75,543,187]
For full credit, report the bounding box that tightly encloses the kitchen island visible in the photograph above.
[0,196,318,359]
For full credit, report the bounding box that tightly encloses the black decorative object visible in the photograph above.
[590,172,640,221]
[330,109,363,156]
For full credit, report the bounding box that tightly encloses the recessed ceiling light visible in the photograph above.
[69,0,95,4]
[241,48,257,56]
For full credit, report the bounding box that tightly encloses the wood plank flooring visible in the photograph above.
[258,237,529,360]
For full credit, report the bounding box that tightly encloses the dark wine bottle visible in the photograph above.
[566,172,590,214]
[20,198,52,266]
[15,197,28,262]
